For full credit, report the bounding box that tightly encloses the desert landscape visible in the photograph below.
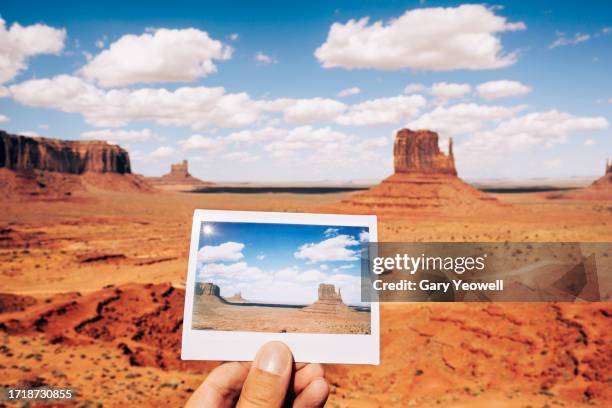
[190,282,370,334]
[0,128,611,407]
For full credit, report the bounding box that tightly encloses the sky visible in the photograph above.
[196,221,369,305]
[0,0,611,182]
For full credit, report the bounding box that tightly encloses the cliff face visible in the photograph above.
[194,282,221,297]
[0,131,131,174]
[393,129,456,175]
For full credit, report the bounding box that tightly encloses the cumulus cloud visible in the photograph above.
[404,83,426,94]
[337,86,360,97]
[476,80,531,100]
[198,241,245,263]
[407,103,525,137]
[265,126,352,158]
[80,128,158,142]
[281,98,346,124]
[549,32,590,49]
[0,17,66,84]
[10,75,261,129]
[79,28,232,86]
[294,234,360,262]
[254,51,276,65]
[459,110,608,164]
[335,94,426,126]
[315,4,525,71]
[429,82,471,102]
[178,134,220,150]
[224,127,284,143]
[223,151,260,162]
[134,145,176,161]
[0,114,9,123]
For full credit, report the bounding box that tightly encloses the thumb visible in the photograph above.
[237,341,293,408]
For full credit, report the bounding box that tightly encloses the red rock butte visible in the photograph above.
[0,130,150,197]
[146,159,211,189]
[342,128,499,213]
[553,157,612,200]
[301,283,353,315]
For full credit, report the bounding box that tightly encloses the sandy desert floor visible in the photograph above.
[0,186,611,407]
[191,296,371,334]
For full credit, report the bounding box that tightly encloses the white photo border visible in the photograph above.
[181,209,379,365]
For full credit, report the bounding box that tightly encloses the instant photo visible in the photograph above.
[181,210,379,364]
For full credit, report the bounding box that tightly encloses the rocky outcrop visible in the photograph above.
[302,284,352,315]
[0,131,131,174]
[341,128,500,214]
[553,158,612,200]
[394,129,456,175]
[194,282,220,297]
[146,160,211,190]
[318,284,342,302]
[591,158,612,188]
[226,292,246,302]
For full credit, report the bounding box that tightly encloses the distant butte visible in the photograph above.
[301,283,353,315]
[341,128,500,214]
[551,158,612,200]
[146,160,212,191]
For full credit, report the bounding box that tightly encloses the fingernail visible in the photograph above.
[255,342,291,376]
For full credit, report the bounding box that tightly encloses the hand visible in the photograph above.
[185,341,329,408]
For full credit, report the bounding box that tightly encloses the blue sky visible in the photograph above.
[196,221,368,304]
[0,1,611,181]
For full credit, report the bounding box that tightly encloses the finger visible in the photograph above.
[293,363,325,395]
[185,362,249,408]
[292,377,329,408]
[237,341,293,408]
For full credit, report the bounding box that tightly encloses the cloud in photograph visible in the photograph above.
[80,128,159,142]
[254,51,276,65]
[80,28,232,86]
[294,234,360,262]
[549,32,590,49]
[315,4,525,71]
[198,241,245,263]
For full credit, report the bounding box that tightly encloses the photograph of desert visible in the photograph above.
[1,1,611,407]
[189,220,371,334]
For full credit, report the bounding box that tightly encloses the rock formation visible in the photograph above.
[1,130,131,174]
[301,283,353,315]
[226,292,246,302]
[194,282,221,297]
[394,129,456,175]
[0,130,151,197]
[146,159,211,190]
[552,158,612,200]
[341,128,499,213]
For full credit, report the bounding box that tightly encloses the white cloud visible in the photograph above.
[223,151,260,162]
[282,98,346,124]
[139,146,176,161]
[0,17,66,84]
[229,33,239,41]
[549,32,590,49]
[18,131,40,137]
[80,128,158,142]
[0,86,9,97]
[79,28,232,86]
[543,158,561,168]
[584,139,595,147]
[225,127,284,143]
[337,86,360,97]
[294,234,360,262]
[265,126,351,158]
[429,82,471,102]
[404,83,426,94]
[359,231,369,242]
[198,241,245,263]
[324,227,339,237]
[336,94,426,126]
[178,134,220,150]
[0,114,9,124]
[476,80,531,100]
[254,51,276,65]
[459,110,609,164]
[315,4,525,71]
[407,103,525,137]
[10,75,261,129]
